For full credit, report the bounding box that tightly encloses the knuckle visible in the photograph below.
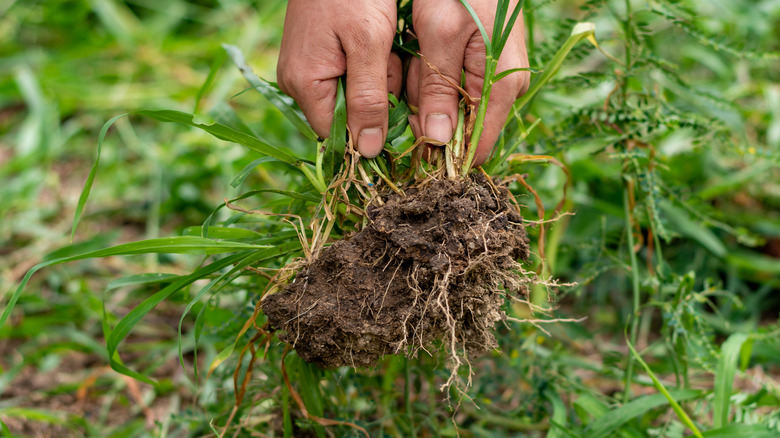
[420,71,460,99]
[341,15,394,51]
[349,90,388,119]
[517,71,531,96]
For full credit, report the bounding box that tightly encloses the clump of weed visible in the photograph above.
[253,3,595,388]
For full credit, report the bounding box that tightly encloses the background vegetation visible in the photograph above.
[1,0,779,436]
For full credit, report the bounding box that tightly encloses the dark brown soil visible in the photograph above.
[262,174,530,368]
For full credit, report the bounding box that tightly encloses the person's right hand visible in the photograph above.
[276,0,403,159]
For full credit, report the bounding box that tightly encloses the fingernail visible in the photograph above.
[357,127,384,158]
[425,113,453,144]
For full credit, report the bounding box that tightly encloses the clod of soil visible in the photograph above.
[262,174,530,368]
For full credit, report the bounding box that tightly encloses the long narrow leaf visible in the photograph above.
[702,424,779,438]
[587,390,701,438]
[201,189,319,238]
[230,156,280,188]
[496,0,526,56]
[457,0,493,57]
[626,340,704,438]
[222,44,318,140]
[324,79,346,181]
[492,0,511,51]
[136,109,300,164]
[72,114,127,240]
[1,237,268,330]
[105,251,249,383]
[714,333,750,428]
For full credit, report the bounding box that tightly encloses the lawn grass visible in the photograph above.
[1,0,779,436]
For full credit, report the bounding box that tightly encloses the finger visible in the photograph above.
[388,52,403,97]
[341,27,395,158]
[413,3,471,146]
[406,56,420,109]
[278,75,338,139]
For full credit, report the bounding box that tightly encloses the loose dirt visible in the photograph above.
[263,174,530,369]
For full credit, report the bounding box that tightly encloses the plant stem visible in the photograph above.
[405,358,416,438]
[298,162,327,194]
[622,0,632,103]
[622,182,642,403]
[463,57,498,174]
[315,140,326,188]
[447,107,465,178]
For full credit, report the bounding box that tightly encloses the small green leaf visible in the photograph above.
[387,93,410,144]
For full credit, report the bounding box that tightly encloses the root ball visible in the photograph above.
[262,174,530,368]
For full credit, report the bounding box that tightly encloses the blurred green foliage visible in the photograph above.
[1,0,779,437]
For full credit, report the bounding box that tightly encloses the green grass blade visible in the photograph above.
[0,418,10,438]
[72,114,127,241]
[545,389,569,438]
[230,156,279,188]
[201,189,320,238]
[179,240,302,381]
[660,200,727,258]
[626,340,704,438]
[492,67,539,83]
[457,0,493,57]
[514,22,594,111]
[178,253,254,377]
[714,333,750,428]
[105,252,249,384]
[492,0,510,52]
[324,78,346,182]
[136,109,300,164]
[702,424,780,437]
[222,44,318,140]
[209,101,259,137]
[496,0,526,56]
[194,48,226,115]
[183,226,265,241]
[107,273,179,290]
[88,0,139,47]
[1,237,266,330]
[587,390,701,438]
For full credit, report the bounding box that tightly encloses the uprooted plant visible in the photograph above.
[242,2,596,394]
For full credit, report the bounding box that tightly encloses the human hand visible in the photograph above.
[276,0,402,158]
[406,0,530,166]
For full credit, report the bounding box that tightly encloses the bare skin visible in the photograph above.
[277,0,529,165]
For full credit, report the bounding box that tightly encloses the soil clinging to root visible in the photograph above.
[263,174,530,369]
